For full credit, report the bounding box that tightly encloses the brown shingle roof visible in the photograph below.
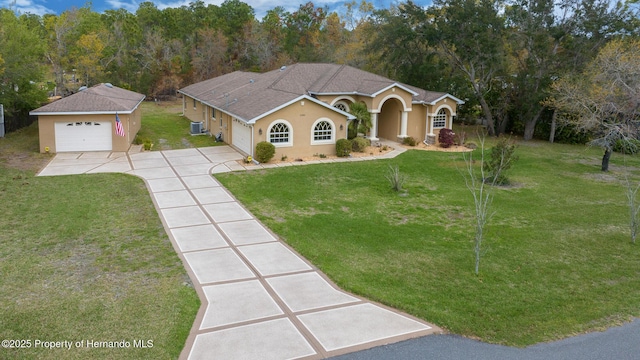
[179,63,463,122]
[30,83,145,114]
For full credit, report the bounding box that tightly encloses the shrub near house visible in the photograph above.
[439,128,455,148]
[255,141,276,163]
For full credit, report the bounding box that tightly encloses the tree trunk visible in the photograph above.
[497,112,508,135]
[549,109,557,143]
[601,148,612,172]
[523,107,544,141]
[478,96,496,136]
[523,121,535,141]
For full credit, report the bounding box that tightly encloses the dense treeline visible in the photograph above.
[0,0,638,139]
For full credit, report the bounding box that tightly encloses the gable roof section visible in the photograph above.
[178,63,463,123]
[30,83,146,115]
[247,94,356,124]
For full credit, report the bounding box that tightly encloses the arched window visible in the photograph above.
[313,120,332,141]
[268,121,292,146]
[334,101,349,112]
[433,108,447,129]
[312,119,334,144]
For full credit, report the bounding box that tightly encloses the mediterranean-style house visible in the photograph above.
[31,83,145,153]
[178,63,464,159]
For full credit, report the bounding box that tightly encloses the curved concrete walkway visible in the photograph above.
[37,144,440,359]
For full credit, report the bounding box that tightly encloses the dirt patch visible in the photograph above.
[0,150,52,173]
[583,172,620,183]
[400,141,473,153]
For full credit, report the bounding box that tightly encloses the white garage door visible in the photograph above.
[232,119,252,155]
[55,121,112,152]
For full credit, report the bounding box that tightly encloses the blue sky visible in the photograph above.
[3,0,433,19]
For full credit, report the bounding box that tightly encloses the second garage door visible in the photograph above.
[55,121,112,152]
[231,118,252,155]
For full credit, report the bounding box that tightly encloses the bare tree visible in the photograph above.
[546,38,640,171]
[460,133,513,274]
[623,156,640,244]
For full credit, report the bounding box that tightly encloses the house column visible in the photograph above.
[369,112,379,141]
[399,111,408,138]
[425,112,436,145]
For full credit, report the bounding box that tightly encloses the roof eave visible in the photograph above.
[30,110,138,116]
[371,83,419,97]
[179,91,250,123]
[415,94,465,106]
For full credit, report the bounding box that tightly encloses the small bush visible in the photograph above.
[336,138,351,157]
[133,135,143,145]
[613,138,640,154]
[255,141,276,163]
[385,165,407,192]
[483,136,518,185]
[352,137,370,152]
[142,138,153,151]
[438,129,455,148]
[402,137,417,146]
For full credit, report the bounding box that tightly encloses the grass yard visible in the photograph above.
[0,120,199,359]
[136,100,223,150]
[216,139,640,347]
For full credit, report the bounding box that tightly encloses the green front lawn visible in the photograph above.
[216,140,640,346]
[136,101,223,150]
[0,123,199,359]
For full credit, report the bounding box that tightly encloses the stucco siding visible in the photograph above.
[372,87,413,112]
[253,99,348,159]
[183,96,206,123]
[38,112,140,153]
[407,105,427,141]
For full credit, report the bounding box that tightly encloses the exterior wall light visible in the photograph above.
[258,128,262,135]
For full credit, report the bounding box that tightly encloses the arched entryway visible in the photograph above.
[377,98,403,140]
[370,94,411,141]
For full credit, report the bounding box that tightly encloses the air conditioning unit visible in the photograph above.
[190,121,203,134]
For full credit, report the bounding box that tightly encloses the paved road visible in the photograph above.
[332,318,640,360]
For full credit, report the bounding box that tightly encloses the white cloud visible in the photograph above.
[1,0,54,15]
[105,0,139,13]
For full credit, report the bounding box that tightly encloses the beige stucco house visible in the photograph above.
[178,63,464,159]
[31,83,145,153]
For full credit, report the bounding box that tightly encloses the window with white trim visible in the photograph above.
[314,121,332,141]
[433,109,447,129]
[269,122,290,144]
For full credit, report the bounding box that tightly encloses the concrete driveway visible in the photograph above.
[37,145,440,359]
